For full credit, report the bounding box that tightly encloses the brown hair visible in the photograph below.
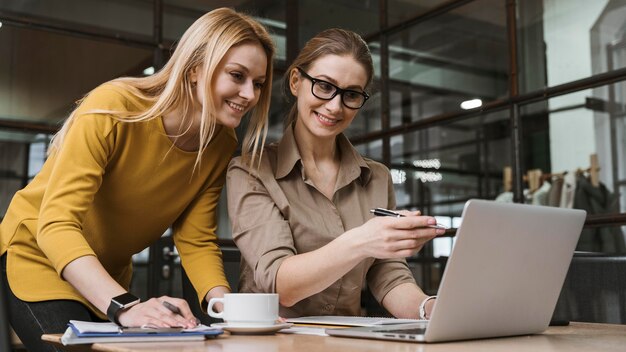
[283,28,373,129]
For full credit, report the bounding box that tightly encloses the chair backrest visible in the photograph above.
[181,246,241,325]
[1,267,13,352]
[552,252,626,324]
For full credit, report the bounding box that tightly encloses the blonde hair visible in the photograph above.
[283,28,373,129]
[49,7,275,169]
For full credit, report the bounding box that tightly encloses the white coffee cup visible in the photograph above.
[207,293,279,326]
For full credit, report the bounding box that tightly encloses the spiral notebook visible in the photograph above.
[61,320,223,345]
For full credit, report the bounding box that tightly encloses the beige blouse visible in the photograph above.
[226,125,416,318]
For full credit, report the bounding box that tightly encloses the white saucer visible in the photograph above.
[211,322,293,334]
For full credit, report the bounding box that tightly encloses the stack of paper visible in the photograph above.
[61,320,223,345]
[280,316,426,336]
[285,316,424,327]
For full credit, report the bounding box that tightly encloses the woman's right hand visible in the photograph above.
[117,296,198,328]
[345,211,445,260]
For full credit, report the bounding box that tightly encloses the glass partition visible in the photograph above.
[345,41,383,138]
[0,130,51,216]
[518,0,626,93]
[389,110,511,218]
[518,79,626,252]
[0,26,153,124]
[296,0,379,45]
[163,1,287,61]
[386,0,446,27]
[386,0,509,128]
[0,0,153,37]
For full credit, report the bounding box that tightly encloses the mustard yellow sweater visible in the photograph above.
[0,83,236,318]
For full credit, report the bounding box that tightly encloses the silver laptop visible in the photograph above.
[327,199,586,343]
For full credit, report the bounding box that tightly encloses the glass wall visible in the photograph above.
[386,0,509,129]
[0,1,288,301]
[2,0,626,309]
[0,0,153,37]
[0,26,153,124]
[519,79,626,253]
[0,131,50,216]
[353,0,626,226]
[296,0,379,45]
[518,0,626,92]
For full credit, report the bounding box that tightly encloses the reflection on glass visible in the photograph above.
[345,43,382,138]
[386,0,508,127]
[386,0,445,27]
[297,0,379,45]
[163,1,287,60]
[519,80,626,251]
[0,26,153,124]
[355,140,383,162]
[0,131,51,215]
[518,0,626,93]
[28,134,51,179]
[389,112,511,217]
[520,80,625,191]
[0,0,152,36]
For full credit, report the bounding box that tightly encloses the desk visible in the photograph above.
[43,322,626,352]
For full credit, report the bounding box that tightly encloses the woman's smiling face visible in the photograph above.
[290,54,368,140]
[199,42,268,128]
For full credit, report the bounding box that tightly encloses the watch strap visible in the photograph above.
[107,293,140,325]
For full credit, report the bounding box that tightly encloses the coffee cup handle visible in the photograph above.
[207,298,224,319]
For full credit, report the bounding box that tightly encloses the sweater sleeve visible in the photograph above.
[37,85,124,275]
[173,174,230,309]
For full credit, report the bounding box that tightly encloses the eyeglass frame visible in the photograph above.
[296,67,370,109]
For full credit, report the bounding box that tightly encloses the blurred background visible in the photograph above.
[1,0,626,327]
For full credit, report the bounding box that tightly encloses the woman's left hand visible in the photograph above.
[424,298,437,320]
[117,296,197,328]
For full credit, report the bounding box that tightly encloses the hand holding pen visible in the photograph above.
[346,206,444,260]
[370,208,449,230]
[163,301,201,326]
[116,296,198,328]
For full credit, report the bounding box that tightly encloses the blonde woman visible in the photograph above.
[227,29,442,320]
[0,8,274,351]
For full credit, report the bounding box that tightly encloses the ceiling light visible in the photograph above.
[413,158,441,169]
[416,171,443,183]
[460,98,482,110]
[390,169,407,184]
[143,66,155,75]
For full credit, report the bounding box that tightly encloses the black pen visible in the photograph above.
[370,208,404,217]
[370,208,449,230]
[163,301,201,325]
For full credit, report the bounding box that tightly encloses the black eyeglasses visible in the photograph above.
[296,67,369,109]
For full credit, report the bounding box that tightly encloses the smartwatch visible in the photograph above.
[107,292,140,325]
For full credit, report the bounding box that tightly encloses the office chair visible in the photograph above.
[181,246,241,325]
[1,263,13,352]
[552,252,626,324]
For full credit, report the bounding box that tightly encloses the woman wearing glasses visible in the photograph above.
[227,29,444,319]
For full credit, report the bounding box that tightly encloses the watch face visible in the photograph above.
[112,293,140,307]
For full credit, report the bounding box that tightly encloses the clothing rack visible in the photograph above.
[503,153,601,193]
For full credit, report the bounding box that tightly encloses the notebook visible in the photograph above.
[327,199,586,343]
[61,320,223,345]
